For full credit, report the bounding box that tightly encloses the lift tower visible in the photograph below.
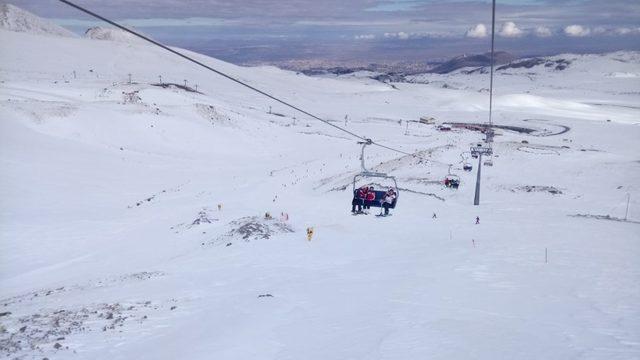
[471,145,493,206]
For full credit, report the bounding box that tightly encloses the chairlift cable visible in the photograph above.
[57,0,428,162]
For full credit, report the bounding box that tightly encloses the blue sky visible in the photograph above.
[5,0,640,64]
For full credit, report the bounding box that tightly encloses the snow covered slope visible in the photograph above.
[403,52,640,125]
[1,10,639,360]
[0,3,76,37]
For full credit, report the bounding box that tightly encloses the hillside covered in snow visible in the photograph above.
[0,3,76,38]
[0,6,639,360]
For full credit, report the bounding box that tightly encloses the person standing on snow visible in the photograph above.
[475,216,480,224]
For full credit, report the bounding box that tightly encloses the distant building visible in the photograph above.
[419,116,436,124]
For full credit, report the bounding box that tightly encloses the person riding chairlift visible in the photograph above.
[364,186,376,210]
[351,185,367,213]
[382,188,397,215]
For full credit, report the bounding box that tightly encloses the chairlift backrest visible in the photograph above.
[353,172,399,196]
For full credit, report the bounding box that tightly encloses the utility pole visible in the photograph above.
[158,75,162,84]
[128,73,132,84]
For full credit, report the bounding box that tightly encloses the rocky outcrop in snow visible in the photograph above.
[84,26,146,44]
[0,3,76,37]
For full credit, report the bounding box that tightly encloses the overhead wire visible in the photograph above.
[58,0,441,165]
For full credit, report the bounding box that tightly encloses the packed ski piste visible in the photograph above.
[1,2,639,360]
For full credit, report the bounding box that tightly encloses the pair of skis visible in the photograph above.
[352,210,392,217]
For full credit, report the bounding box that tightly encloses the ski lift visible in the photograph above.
[483,159,493,167]
[460,152,472,171]
[352,139,399,209]
[444,165,460,189]
[445,175,460,189]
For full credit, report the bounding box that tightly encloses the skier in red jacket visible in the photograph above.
[364,186,376,210]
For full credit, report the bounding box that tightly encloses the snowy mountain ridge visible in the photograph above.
[328,50,640,93]
[0,3,76,38]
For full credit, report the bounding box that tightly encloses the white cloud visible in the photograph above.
[396,31,410,40]
[564,25,590,37]
[465,24,487,38]
[534,26,553,38]
[354,34,375,40]
[615,28,631,35]
[382,31,450,40]
[384,31,411,40]
[592,26,607,35]
[591,26,640,36]
[499,21,523,38]
[614,27,640,35]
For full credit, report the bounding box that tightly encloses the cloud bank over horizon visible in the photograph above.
[4,0,640,64]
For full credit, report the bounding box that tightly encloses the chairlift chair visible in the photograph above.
[483,154,494,166]
[463,163,473,171]
[444,165,460,189]
[351,140,399,209]
[444,175,460,189]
